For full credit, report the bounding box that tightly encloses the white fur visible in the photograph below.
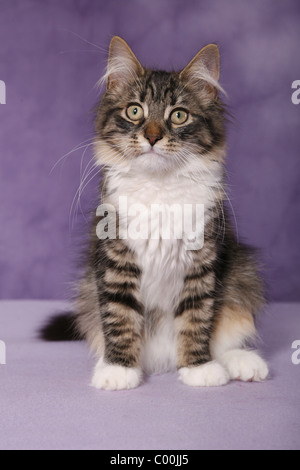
[104,158,222,374]
[107,169,195,374]
[219,349,269,382]
[92,358,142,390]
[141,314,177,374]
[107,162,221,313]
[179,361,229,387]
[192,68,226,96]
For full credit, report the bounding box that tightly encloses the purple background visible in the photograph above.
[0,0,299,301]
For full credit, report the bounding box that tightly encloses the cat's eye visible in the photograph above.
[126,104,144,121]
[170,109,189,125]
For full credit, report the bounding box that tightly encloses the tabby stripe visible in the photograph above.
[114,115,134,132]
[140,74,153,102]
[189,356,211,366]
[100,314,128,328]
[104,269,139,285]
[186,338,211,350]
[163,86,171,99]
[169,78,177,105]
[101,325,141,343]
[105,350,138,368]
[102,106,122,128]
[183,318,214,331]
[148,83,155,99]
[182,348,211,360]
[103,280,138,291]
[191,112,207,121]
[106,258,141,277]
[184,265,214,281]
[101,319,137,335]
[107,345,139,359]
[162,78,177,104]
[102,291,143,314]
[176,292,215,317]
[202,115,217,141]
[179,326,212,339]
[110,246,133,256]
[104,333,137,346]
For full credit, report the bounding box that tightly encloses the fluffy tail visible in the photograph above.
[39,311,82,341]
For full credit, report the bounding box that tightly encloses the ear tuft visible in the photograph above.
[106,36,144,90]
[180,44,224,97]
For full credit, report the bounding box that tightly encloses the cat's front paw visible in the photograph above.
[220,349,269,382]
[178,361,230,387]
[92,360,142,390]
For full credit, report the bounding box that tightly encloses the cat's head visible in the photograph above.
[95,37,226,175]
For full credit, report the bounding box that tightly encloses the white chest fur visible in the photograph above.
[105,165,221,374]
[106,166,220,313]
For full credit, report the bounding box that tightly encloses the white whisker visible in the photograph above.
[59,29,107,53]
[50,139,95,174]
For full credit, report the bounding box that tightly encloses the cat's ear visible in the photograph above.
[180,44,222,98]
[106,36,144,90]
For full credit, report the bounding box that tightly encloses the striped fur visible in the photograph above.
[75,37,269,389]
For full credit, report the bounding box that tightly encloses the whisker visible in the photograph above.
[50,139,95,174]
[74,164,101,226]
[70,161,99,229]
[58,29,107,53]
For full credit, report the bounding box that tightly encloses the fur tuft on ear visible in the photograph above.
[180,44,225,98]
[99,36,144,91]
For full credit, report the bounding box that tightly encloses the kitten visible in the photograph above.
[62,37,269,390]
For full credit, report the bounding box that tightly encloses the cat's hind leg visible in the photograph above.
[210,305,269,382]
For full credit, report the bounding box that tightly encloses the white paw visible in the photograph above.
[178,361,230,387]
[91,359,142,391]
[220,349,269,382]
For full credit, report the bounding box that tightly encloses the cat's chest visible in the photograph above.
[106,172,216,312]
[107,172,214,250]
[108,171,214,214]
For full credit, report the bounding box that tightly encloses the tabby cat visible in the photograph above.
[73,37,269,390]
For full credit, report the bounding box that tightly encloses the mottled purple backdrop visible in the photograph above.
[0,0,299,301]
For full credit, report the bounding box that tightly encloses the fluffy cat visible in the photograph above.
[48,37,269,390]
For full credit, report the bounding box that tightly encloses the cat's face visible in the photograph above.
[95,37,226,175]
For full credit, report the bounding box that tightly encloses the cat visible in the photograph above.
[44,36,269,390]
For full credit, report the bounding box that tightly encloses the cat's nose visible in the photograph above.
[145,133,162,146]
[144,123,163,146]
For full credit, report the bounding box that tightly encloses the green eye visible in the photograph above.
[170,109,188,125]
[126,104,144,121]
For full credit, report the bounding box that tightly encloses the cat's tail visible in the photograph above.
[39,311,82,342]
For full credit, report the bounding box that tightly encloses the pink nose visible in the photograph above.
[144,122,163,146]
[145,133,162,146]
